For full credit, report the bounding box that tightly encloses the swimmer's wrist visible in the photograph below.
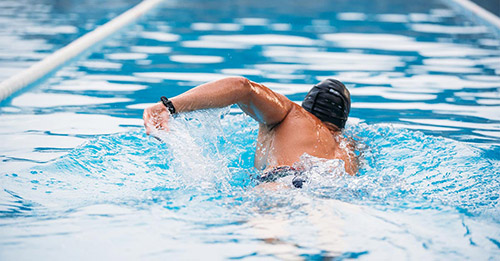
[160,96,176,115]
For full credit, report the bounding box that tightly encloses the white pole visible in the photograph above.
[0,0,164,101]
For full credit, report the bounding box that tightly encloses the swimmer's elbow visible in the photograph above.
[230,76,255,104]
[223,76,252,102]
[235,76,252,94]
[232,76,250,86]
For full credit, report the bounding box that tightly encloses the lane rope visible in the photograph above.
[0,0,163,101]
[446,0,500,33]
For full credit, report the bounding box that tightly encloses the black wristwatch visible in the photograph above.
[160,96,176,115]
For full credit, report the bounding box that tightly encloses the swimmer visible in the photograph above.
[143,77,358,187]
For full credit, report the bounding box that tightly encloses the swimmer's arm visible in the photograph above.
[345,140,360,175]
[173,77,293,125]
[144,77,293,133]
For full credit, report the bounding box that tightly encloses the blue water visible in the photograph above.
[1,0,500,259]
[0,0,140,82]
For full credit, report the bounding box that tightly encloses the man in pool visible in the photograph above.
[143,77,357,187]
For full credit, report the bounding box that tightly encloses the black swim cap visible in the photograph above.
[301,79,351,129]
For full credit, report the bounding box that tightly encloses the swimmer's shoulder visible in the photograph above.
[283,103,323,126]
[342,137,359,175]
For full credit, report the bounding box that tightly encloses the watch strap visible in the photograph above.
[160,96,176,114]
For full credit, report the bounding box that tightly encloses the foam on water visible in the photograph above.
[1,110,499,259]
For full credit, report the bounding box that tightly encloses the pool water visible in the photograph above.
[1,0,499,259]
[0,0,140,82]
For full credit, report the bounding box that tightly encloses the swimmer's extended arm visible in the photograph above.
[143,77,293,134]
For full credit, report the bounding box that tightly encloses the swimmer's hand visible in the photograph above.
[143,102,171,135]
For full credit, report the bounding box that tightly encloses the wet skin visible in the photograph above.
[143,77,358,175]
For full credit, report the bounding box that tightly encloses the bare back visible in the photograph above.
[254,104,358,175]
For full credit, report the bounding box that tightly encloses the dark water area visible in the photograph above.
[472,0,500,16]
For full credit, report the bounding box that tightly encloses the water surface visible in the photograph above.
[0,0,499,259]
